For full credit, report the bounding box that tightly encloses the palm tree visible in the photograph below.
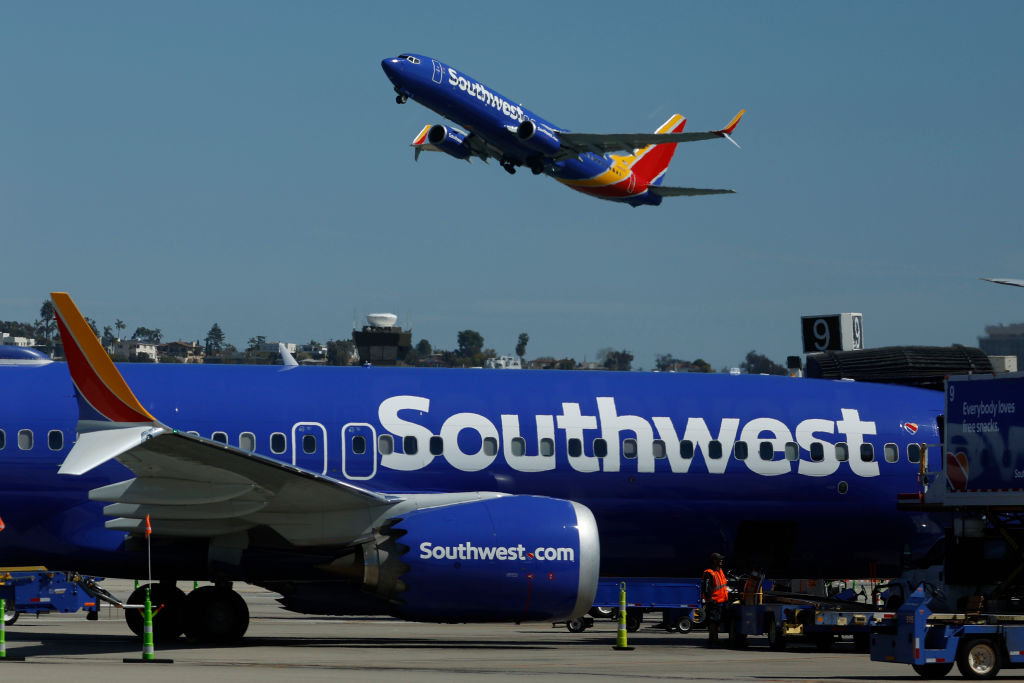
[115,319,125,340]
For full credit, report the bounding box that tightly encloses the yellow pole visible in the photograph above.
[613,581,635,651]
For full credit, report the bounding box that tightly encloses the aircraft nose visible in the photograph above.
[381,58,401,81]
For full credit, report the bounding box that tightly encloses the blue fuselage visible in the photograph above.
[0,363,943,579]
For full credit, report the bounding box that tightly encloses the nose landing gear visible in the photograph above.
[394,88,408,104]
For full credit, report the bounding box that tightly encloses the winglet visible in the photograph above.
[717,109,745,136]
[50,292,156,424]
[411,124,432,161]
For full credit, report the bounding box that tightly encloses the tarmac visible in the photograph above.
[0,579,923,681]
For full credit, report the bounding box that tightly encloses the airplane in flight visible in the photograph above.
[0,293,943,643]
[381,54,745,207]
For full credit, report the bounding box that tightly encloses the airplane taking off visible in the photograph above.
[382,54,744,206]
[0,293,943,643]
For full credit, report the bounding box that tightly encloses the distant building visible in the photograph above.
[978,323,1024,370]
[1,332,36,347]
[484,355,521,369]
[158,340,204,363]
[352,313,411,366]
[111,338,159,362]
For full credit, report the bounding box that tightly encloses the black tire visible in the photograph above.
[956,637,1001,679]
[766,615,787,651]
[125,583,187,641]
[674,615,693,634]
[566,617,588,633]
[626,612,642,633]
[184,586,249,644]
[3,608,18,626]
[912,662,954,678]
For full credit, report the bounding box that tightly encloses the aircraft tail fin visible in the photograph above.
[618,114,686,187]
[51,292,156,426]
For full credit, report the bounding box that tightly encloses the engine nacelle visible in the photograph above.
[426,124,471,160]
[364,495,599,623]
[515,119,562,157]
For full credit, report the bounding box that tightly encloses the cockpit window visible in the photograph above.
[397,54,421,64]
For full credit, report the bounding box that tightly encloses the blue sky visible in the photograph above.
[3,1,1022,370]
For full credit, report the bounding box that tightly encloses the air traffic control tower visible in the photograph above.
[352,313,411,366]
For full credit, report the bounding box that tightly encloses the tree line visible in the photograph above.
[2,298,789,373]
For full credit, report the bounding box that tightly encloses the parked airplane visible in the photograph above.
[381,54,744,207]
[0,293,943,643]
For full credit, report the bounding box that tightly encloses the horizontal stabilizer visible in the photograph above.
[648,186,735,197]
[982,277,1024,288]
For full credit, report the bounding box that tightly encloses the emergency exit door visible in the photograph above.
[342,423,377,480]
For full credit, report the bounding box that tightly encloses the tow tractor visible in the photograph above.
[562,577,703,633]
[871,371,1024,678]
[1,570,104,625]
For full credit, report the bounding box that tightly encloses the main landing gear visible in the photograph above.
[527,157,544,175]
[126,581,249,644]
[501,159,517,175]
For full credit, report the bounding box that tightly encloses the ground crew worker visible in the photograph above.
[702,552,728,647]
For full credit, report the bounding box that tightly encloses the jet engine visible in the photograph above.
[425,124,472,160]
[357,495,599,622]
[515,119,562,157]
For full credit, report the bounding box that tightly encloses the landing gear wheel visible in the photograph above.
[566,617,589,633]
[3,606,18,626]
[393,89,408,104]
[957,638,1001,679]
[500,160,517,175]
[626,612,642,633]
[674,615,693,634]
[912,662,954,678]
[125,583,187,641]
[527,158,544,175]
[766,615,787,651]
[184,586,249,644]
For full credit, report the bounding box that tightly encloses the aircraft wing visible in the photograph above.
[557,110,745,156]
[982,277,1024,288]
[411,123,494,162]
[50,291,492,547]
[648,186,735,197]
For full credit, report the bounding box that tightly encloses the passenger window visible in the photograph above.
[653,439,666,459]
[540,437,554,457]
[908,443,922,464]
[759,441,774,461]
[352,435,366,455]
[810,442,825,463]
[510,437,525,456]
[623,438,637,459]
[0,429,5,450]
[785,442,799,461]
[404,435,418,455]
[302,434,317,454]
[270,432,287,454]
[18,429,33,450]
[483,437,498,456]
[48,430,63,451]
[835,442,849,462]
[239,432,255,451]
[568,438,582,457]
[429,436,444,456]
[378,434,394,456]
[708,440,723,459]
[733,441,747,460]
[860,443,874,462]
[593,438,608,458]
[884,443,899,463]
[212,431,228,444]
[680,440,694,459]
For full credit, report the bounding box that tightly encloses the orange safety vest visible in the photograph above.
[705,568,728,603]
